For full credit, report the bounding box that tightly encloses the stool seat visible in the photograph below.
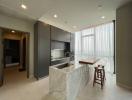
[93,65,106,89]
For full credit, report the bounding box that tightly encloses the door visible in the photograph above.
[22,38,26,70]
[0,29,3,86]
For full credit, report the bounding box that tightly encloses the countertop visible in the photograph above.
[50,62,83,73]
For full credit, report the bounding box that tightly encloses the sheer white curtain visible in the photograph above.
[95,23,114,72]
[95,23,114,57]
[75,22,114,73]
[75,31,82,56]
[82,28,94,57]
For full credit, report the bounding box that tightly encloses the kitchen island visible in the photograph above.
[49,63,89,100]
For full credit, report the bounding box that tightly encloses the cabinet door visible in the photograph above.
[51,26,61,41]
[51,26,71,42]
[65,32,71,42]
[34,21,51,79]
[38,22,51,78]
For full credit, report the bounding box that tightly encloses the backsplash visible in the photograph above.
[51,49,64,59]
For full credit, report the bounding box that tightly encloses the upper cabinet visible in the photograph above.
[51,26,71,42]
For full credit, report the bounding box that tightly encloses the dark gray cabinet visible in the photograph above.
[34,21,75,79]
[64,31,71,42]
[34,21,51,79]
[51,26,71,42]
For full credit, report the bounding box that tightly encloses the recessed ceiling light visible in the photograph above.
[73,26,77,29]
[98,5,103,9]
[11,30,15,33]
[101,16,105,19]
[53,14,58,18]
[21,4,27,9]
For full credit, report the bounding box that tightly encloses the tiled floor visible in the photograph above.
[0,67,50,100]
[0,67,132,100]
[77,73,132,100]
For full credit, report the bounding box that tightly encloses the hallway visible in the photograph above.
[0,67,49,100]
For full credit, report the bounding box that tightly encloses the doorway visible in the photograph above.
[0,28,29,86]
[4,39,20,68]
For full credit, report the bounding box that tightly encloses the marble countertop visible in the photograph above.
[49,61,90,100]
[50,62,83,73]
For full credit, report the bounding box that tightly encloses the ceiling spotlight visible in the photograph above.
[98,5,103,9]
[101,16,105,19]
[21,4,27,9]
[73,26,77,29]
[53,14,58,18]
[11,30,15,33]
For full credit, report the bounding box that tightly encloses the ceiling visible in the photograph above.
[0,0,131,32]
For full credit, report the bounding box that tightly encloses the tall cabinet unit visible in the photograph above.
[34,21,75,79]
[34,21,51,79]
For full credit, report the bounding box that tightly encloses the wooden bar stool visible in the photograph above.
[93,65,105,89]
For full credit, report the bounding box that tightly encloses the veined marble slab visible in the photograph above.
[49,63,89,100]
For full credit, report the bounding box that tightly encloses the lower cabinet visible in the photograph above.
[34,21,51,79]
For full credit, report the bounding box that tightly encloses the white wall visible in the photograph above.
[0,14,34,77]
[116,2,132,89]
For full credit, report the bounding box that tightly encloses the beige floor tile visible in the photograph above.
[0,67,132,100]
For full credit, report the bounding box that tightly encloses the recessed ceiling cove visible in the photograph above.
[0,0,131,32]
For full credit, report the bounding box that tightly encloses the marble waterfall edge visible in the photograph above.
[49,63,89,100]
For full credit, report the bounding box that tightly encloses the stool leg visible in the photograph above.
[93,66,106,89]
[101,71,103,89]
[104,69,106,80]
[93,69,96,87]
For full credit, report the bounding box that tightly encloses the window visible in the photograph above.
[75,22,114,73]
[75,31,82,55]
[81,28,94,56]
